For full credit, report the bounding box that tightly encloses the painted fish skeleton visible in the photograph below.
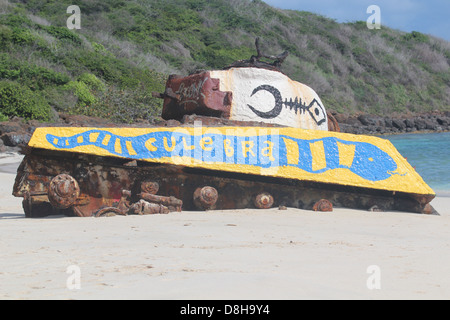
[247,84,327,126]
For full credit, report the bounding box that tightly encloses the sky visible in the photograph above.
[263,0,450,41]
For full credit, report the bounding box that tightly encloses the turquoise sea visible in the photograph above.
[384,132,450,196]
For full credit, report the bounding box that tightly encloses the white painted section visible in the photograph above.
[210,68,328,130]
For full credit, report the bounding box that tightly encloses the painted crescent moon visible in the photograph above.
[247,85,283,119]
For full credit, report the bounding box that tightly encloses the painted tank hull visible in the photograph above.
[13,120,436,217]
[11,65,436,217]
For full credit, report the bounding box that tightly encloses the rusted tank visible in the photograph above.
[12,41,437,217]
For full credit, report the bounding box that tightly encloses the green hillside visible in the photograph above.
[1,0,449,123]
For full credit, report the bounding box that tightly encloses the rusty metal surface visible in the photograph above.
[327,112,340,132]
[254,192,274,209]
[312,199,333,212]
[48,174,80,209]
[13,147,436,218]
[193,186,218,210]
[129,200,170,215]
[141,181,159,195]
[161,72,232,120]
[139,192,182,212]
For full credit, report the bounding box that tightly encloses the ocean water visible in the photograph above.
[384,132,450,196]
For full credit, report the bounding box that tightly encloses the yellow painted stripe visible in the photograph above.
[337,142,356,168]
[102,135,111,146]
[126,140,137,156]
[282,138,299,165]
[114,138,122,154]
[310,140,326,171]
[89,132,99,143]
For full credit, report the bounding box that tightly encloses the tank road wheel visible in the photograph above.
[254,192,274,209]
[48,174,80,209]
[141,181,159,195]
[193,186,218,210]
[312,199,333,212]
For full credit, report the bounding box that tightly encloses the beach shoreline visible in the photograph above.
[1,157,450,300]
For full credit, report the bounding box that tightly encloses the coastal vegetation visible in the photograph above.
[0,0,449,123]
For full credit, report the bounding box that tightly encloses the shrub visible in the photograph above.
[0,80,52,121]
[1,13,33,29]
[1,0,448,117]
[403,31,429,43]
[0,54,71,90]
[42,25,82,44]
[64,81,97,107]
[11,27,37,44]
[0,25,13,47]
[42,86,78,112]
[92,86,162,123]
[78,73,106,92]
[92,42,107,53]
[0,112,8,122]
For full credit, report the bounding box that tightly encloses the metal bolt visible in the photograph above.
[254,192,274,209]
[48,174,80,209]
[312,199,333,212]
[141,181,159,195]
[193,186,218,210]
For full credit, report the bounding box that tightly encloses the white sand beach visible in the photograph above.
[1,155,449,300]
